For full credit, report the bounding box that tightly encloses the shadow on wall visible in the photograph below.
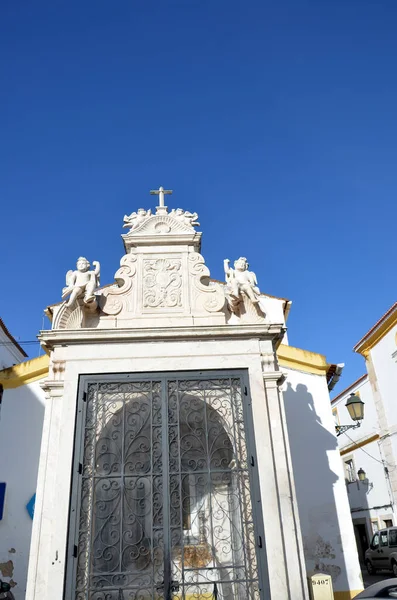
[345,475,372,565]
[0,383,45,600]
[283,382,358,591]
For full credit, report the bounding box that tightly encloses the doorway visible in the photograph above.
[66,372,268,599]
[353,520,369,564]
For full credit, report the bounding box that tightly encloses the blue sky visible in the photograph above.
[1,1,396,391]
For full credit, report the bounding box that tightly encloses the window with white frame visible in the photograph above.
[371,520,379,534]
[344,457,356,483]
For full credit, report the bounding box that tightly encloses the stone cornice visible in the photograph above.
[39,323,285,350]
[122,232,202,252]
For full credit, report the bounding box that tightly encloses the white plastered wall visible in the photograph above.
[367,326,397,507]
[369,324,397,432]
[0,380,46,600]
[260,296,289,345]
[282,367,363,594]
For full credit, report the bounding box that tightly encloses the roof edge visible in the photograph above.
[331,373,368,404]
[354,302,397,357]
[0,318,28,358]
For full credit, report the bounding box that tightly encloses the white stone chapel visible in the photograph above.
[21,188,363,600]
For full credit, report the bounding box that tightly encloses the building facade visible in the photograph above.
[1,192,363,599]
[333,302,397,568]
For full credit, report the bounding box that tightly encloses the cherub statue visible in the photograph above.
[62,257,101,308]
[123,208,152,230]
[169,208,200,227]
[224,257,260,311]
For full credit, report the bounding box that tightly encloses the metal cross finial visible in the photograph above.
[150,186,173,207]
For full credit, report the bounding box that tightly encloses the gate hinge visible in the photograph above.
[83,392,87,402]
[244,386,248,396]
[73,544,78,558]
[257,535,263,548]
[78,463,83,474]
[250,456,255,467]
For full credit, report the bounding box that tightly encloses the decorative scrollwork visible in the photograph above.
[188,253,226,313]
[143,258,182,309]
[100,255,138,316]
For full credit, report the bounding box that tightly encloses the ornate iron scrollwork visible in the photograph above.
[72,376,262,599]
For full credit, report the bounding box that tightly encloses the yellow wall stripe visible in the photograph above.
[0,355,49,389]
[334,591,363,599]
[277,344,329,376]
[340,434,379,457]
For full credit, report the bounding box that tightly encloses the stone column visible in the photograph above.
[257,354,308,599]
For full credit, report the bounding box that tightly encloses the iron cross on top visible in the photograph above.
[150,186,173,207]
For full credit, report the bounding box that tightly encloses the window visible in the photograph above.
[384,519,393,528]
[389,530,397,547]
[372,520,379,534]
[371,533,380,550]
[344,459,356,483]
[380,531,389,547]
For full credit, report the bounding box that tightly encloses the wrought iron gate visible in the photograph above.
[67,372,268,600]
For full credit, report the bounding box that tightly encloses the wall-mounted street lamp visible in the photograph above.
[335,393,365,436]
[357,468,366,481]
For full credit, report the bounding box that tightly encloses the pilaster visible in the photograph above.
[26,377,65,600]
[367,354,397,505]
[259,361,308,599]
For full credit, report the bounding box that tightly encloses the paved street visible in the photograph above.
[361,566,397,589]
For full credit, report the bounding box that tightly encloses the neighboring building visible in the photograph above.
[0,322,46,595]
[1,191,363,599]
[332,375,395,564]
[0,319,27,370]
[0,357,48,596]
[333,302,397,568]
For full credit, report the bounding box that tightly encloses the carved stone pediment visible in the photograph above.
[95,250,226,328]
[51,250,226,331]
[126,214,196,236]
[49,190,269,331]
[122,209,202,253]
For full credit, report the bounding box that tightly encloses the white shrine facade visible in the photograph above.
[11,189,363,600]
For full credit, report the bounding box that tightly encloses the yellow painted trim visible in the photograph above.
[334,591,363,599]
[340,434,380,457]
[174,596,213,600]
[0,355,49,389]
[355,308,397,357]
[277,344,329,376]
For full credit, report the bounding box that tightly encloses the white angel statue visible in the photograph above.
[224,257,260,309]
[62,257,100,308]
[169,208,200,227]
[123,208,152,230]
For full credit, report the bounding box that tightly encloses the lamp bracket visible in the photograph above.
[335,422,362,437]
